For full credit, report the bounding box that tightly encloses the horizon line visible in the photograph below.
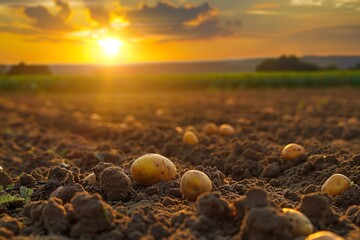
[2,54,360,66]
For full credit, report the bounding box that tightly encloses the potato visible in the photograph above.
[219,124,235,136]
[282,208,313,237]
[281,143,305,160]
[180,170,212,201]
[185,125,197,133]
[130,154,177,186]
[83,172,96,184]
[203,123,217,135]
[183,131,199,145]
[175,126,184,134]
[321,174,352,197]
[348,117,359,126]
[124,115,136,125]
[305,231,344,240]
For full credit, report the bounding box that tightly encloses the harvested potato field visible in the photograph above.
[0,89,359,240]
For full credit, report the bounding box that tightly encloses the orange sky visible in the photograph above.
[0,0,360,64]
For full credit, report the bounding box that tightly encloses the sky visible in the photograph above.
[0,0,359,64]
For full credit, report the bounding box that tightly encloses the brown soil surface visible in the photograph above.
[0,89,359,240]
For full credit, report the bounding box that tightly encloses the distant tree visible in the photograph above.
[0,65,5,75]
[256,55,319,72]
[351,63,360,70]
[323,64,339,71]
[7,62,51,75]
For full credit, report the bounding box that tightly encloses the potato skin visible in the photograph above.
[281,143,305,160]
[219,124,235,136]
[180,170,212,201]
[305,231,344,240]
[183,131,199,145]
[83,173,96,184]
[321,174,351,197]
[282,208,313,237]
[130,154,177,186]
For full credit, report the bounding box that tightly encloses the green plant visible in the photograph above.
[19,186,34,204]
[0,194,24,205]
[6,184,15,189]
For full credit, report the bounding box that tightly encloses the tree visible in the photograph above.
[323,64,339,71]
[256,55,319,72]
[7,62,51,75]
[351,63,360,70]
[0,65,5,75]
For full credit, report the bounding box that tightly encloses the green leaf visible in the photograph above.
[19,186,34,204]
[0,194,24,205]
[6,184,15,190]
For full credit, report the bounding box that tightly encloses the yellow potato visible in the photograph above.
[183,131,199,145]
[203,123,217,135]
[175,126,184,134]
[281,143,305,160]
[305,231,344,240]
[185,125,197,133]
[180,170,212,201]
[282,208,313,237]
[130,154,177,186]
[219,124,235,136]
[321,174,352,197]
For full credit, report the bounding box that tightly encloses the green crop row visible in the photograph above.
[0,71,360,92]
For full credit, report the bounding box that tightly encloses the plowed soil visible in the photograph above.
[0,89,359,240]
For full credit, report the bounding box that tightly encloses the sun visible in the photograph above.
[98,37,124,57]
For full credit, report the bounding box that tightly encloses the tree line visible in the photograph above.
[256,55,360,72]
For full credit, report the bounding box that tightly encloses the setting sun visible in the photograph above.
[98,37,124,57]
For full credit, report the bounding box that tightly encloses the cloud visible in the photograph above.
[0,24,41,35]
[288,25,360,48]
[22,0,73,32]
[290,0,325,6]
[0,0,48,5]
[335,0,360,7]
[88,7,111,27]
[124,2,233,42]
[23,36,84,44]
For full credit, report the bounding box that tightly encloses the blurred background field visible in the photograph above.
[1,71,360,93]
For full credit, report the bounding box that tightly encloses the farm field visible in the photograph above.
[0,88,359,239]
[1,71,360,92]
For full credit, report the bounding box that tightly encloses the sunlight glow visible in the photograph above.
[98,37,124,57]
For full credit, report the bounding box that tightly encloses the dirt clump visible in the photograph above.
[346,205,360,227]
[100,166,132,201]
[42,198,70,234]
[50,173,85,203]
[196,192,233,220]
[297,192,334,227]
[0,170,13,188]
[262,162,282,178]
[297,192,356,235]
[334,184,360,211]
[15,172,36,187]
[47,166,72,185]
[92,162,116,180]
[233,189,292,240]
[70,192,114,238]
[0,214,23,235]
[238,206,292,240]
